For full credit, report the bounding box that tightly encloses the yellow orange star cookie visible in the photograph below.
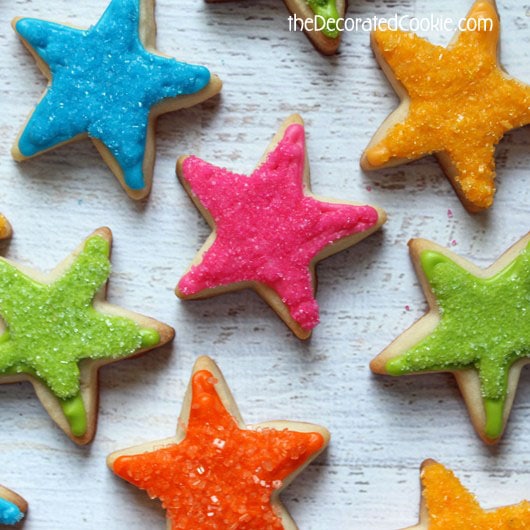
[0,215,12,240]
[361,0,530,212]
[402,460,530,529]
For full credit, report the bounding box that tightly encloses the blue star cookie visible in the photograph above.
[12,0,222,199]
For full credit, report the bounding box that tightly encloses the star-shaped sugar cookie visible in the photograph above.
[176,115,386,339]
[371,233,530,444]
[12,0,222,199]
[108,356,329,530]
[0,486,27,526]
[361,0,530,212]
[206,0,346,55]
[0,228,174,444]
[402,460,530,529]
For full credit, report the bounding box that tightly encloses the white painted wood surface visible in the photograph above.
[0,0,529,528]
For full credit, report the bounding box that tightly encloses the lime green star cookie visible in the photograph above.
[206,0,346,55]
[0,228,174,444]
[371,233,530,444]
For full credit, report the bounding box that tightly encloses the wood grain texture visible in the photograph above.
[0,0,529,529]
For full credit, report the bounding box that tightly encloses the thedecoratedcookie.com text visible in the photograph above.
[288,14,494,34]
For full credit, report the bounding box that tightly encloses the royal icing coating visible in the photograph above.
[364,1,530,210]
[14,0,211,191]
[113,369,325,529]
[0,498,23,526]
[178,123,380,332]
[306,0,340,38]
[420,461,530,529]
[386,242,530,439]
[0,234,160,436]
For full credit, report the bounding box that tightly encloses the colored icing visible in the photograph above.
[305,0,340,39]
[364,1,530,210]
[15,0,211,190]
[0,498,23,526]
[113,369,325,529]
[0,215,11,240]
[421,462,530,529]
[386,243,530,439]
[177,123,379,331]
[0,234,160,436]
[61,393,88,438]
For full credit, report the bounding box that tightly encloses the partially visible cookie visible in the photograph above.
[361,0,530,212]
[12,0,222,200]
[370,233,530,444]
[206,0,347,55]
[0,228,175,444]
[175,115,386,339]
[0,486,27,526]
[401,460,530,529]
[108,355,330,530]
[0,216,12,241]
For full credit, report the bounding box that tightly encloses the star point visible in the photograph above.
[176,115,386,339]
[0,485,27,526]
[109,355,329,530]
[0,215,12,241]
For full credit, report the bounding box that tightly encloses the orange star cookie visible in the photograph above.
[402,460,530,529]
[108,356,329,530]
[361,0,530,212]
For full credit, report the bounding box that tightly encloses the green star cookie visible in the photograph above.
[0,228,174,444]
[206,0,346,55]
[371,233,530,444]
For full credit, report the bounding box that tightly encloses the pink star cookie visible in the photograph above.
[176,115,387,339]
